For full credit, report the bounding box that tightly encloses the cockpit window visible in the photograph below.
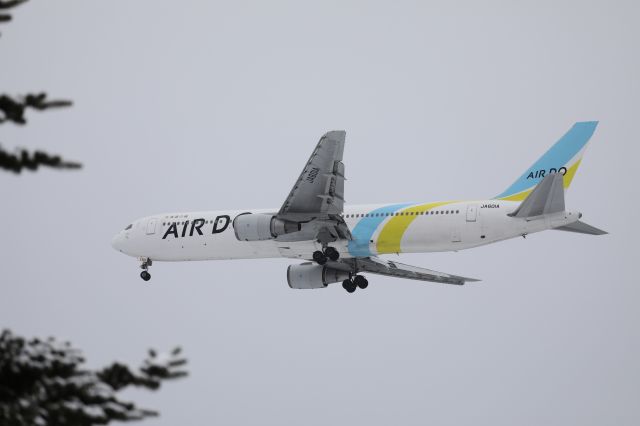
[124,224,133,230]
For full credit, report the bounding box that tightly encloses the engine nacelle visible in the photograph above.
[233,213,300,241]
[287,263,351,289]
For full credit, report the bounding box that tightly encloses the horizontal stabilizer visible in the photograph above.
[554,220,608,235]
[508,172,565,218]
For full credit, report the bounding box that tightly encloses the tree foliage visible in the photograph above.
[0,330,188,425]
[0,93,80,173]
[1,0,82,174]
[0,1,28,29]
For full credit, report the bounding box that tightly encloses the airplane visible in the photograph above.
[111,122,606,293]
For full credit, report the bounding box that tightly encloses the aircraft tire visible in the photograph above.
[140,271,151,281]
[342,279,356,293]
[354,275,368,289]
[313,250,327,265]
[325,247,340,261]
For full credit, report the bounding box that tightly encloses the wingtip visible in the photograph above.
[322,130,346,142]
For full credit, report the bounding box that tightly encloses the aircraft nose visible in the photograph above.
[111,232,124,251]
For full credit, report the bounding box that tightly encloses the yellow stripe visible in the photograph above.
[562,159,582,188]
[498,160,582,201]
[376,201,454,254]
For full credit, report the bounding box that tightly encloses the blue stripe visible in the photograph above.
[495,121,598,199]
[347,203,412,257]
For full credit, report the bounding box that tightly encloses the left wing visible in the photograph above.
[274,131,351,243]
[278,130,346,220]
[331,256,480,285]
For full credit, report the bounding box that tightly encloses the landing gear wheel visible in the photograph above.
[312,250,327,265]
[354,275,368,289]
[342,279,356,293]
[324,246,340,261]
[140,271,151,281]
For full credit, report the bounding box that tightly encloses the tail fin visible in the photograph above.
[495,121,598,201]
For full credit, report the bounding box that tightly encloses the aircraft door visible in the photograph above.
[146,218,157,235]
[466,204,478,222]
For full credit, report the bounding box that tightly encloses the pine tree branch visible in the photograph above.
[0,93,73,126]
[0,329,187,425]
[0,0,29,10]
[0,0,28,35]
[0,145,82,173]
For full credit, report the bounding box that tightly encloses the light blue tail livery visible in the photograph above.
[495,121,598,201]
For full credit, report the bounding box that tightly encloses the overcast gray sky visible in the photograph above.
[1,1,639,425]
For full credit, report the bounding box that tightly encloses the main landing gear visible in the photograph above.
[312,246,340,265]
[342,275,368,293]
[139,257,152,281]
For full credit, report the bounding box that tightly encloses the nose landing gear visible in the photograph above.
[139,258,152,281]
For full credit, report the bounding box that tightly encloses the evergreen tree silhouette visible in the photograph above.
[0,330,188,425]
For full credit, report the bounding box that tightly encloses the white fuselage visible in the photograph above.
[111,200,581,262]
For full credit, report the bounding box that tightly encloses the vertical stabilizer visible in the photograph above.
[496,121,598,201]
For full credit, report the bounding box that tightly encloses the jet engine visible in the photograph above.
[287,263,351,289]
[233,213,301,241]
